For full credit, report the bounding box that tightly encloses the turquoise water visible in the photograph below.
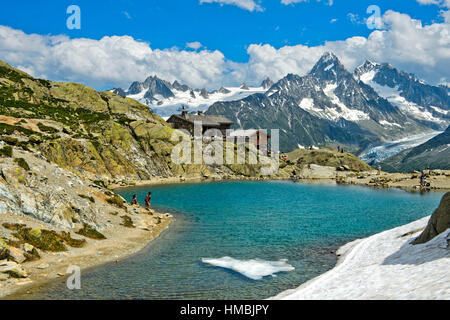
[27,181,443,300]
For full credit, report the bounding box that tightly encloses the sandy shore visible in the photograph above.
[272,217,450,300]
[0,209,172,299]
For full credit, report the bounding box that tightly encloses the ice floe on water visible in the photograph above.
[201,257,295,280]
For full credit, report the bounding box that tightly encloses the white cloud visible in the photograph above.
[416,0,450,8]
[123,11,132,19]
[281,0,334,6]
[240,10,450,86]
[199,0,263,12]
[0,9,448,90]
[186,41,204,50]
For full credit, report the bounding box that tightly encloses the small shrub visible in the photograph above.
[78,194,95,203]
[0,145,13,157]
[76,224,106,240]
[14,158,30,171]
[0,136,19,146]
[107,194,125,208]
[60,231,86,248]
[37,122,59,134]
[13,228,67,252]
[120,215,135,228]
[2,223,27,231]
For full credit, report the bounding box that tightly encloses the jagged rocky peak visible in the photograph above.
[172,80,191,92]
[142,75,175,100]
[261,77,274,90]
[310,52,347,81]
[240,83,250,90]
[219,86,231,94]
[111,88,126,97]
[127,81,145,95]
[200,88,209,99]
[354,60,379,79]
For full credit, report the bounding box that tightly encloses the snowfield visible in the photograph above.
[130,86,267,118]
[272,217,450,300]
[358,70,446,124]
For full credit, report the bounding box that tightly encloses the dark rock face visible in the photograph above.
[143,76,175,101]
[172,80,191,92]
[261,77,274,90]
[200,88,209,99]
[240,83,250,90]
[127,81,145,95]
[413,192,450,245]
[219,87,231,94]
[111,88,127,97]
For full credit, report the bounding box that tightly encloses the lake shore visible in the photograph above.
[272,216,450,300]
[3,172,448,300]
[0,209,172,299]
[111,168,450,193]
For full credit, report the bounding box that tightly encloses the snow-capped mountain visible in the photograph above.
[113,76,272,118]
[114,52,449,154]
[206,52,441,153]
[354,61,449,130]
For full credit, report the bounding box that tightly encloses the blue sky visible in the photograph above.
[0,0,448,89]
[1,0,442,62]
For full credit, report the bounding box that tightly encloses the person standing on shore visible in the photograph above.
[131,194,138,205]
[145,192,152,211]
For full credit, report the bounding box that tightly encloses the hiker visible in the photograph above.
[377,165,381,176]
[145,192,152,211]
[337,146,341,153]
[131,194,138,205]
[420,171,426,188]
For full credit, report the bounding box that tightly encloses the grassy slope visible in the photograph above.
[287,148,373,172]
[0,60,264,184]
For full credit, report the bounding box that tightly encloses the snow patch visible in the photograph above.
[272,217,450,300]
[379,120,402,128]
[322,84,370,122]
[201,257,295,280]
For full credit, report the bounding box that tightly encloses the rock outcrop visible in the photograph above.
[413,192,450,245]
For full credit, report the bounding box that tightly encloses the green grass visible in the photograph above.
[0,145,13,157]
[76,224,106,240]
[37,122,59,134]
[14,158,30,171]
[120,215,135,228]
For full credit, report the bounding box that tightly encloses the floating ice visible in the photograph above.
[201,257,295,280]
